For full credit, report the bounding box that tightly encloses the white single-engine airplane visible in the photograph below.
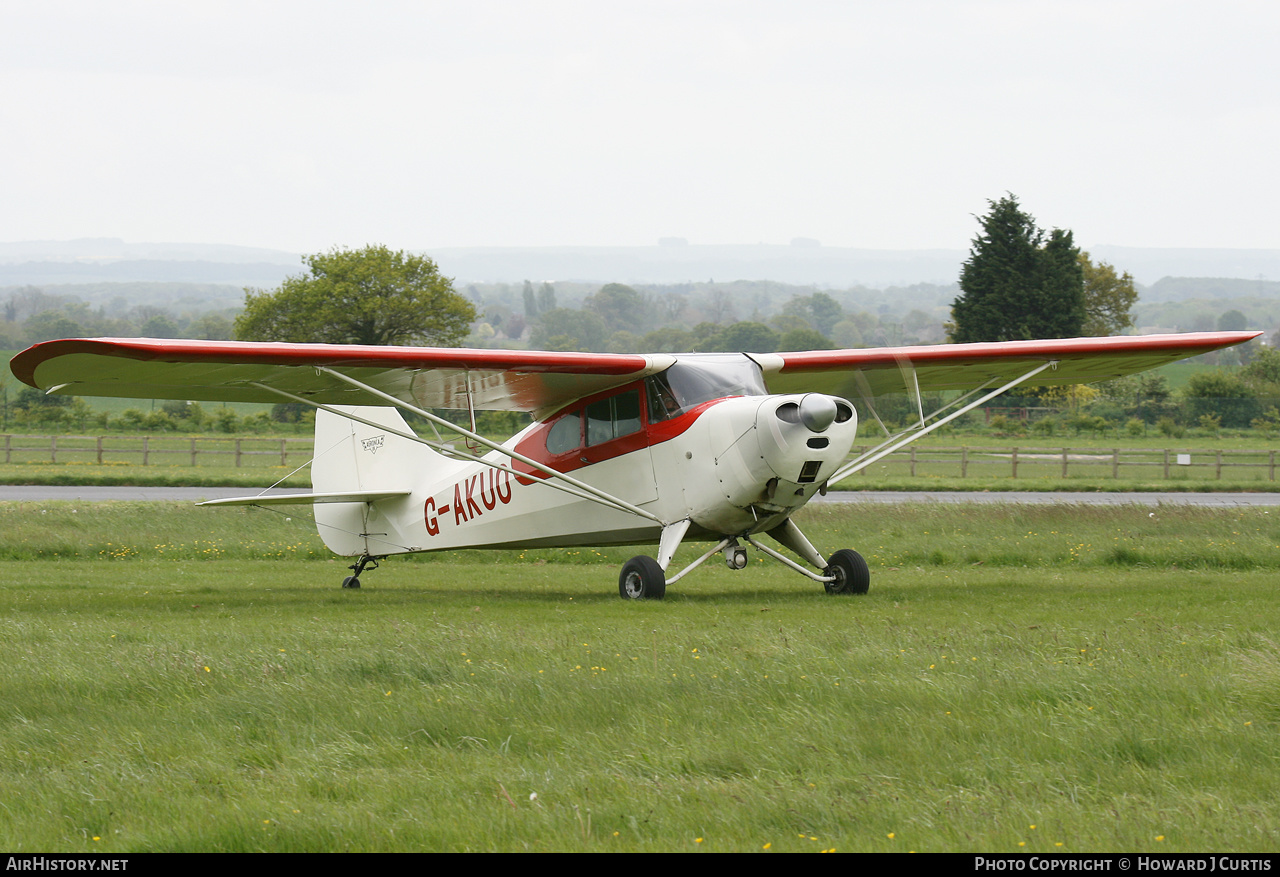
[10,331,1258,598]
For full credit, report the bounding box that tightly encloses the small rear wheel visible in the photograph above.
[824,549,869,595]
[619,555,666,600]
[342,576,361,589]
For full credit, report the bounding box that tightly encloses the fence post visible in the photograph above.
[190,438,197,466]
[1112,448,1119,479]
[961,446,968,478]
[51,435,57,464]
[1163,448,1170,479]
[1271,450,1276,482]
[280,439,287,467]
[235,438,243,468]
[1216,450,1222,480]
[909,446,916,477]
[142,436,149,466]
[1061,447,1068,478]
[1011,446,1018,479]
[97,436,104,464]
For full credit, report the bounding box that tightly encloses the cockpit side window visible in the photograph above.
[647,372,682,423]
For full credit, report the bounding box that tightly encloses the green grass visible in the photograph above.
[0,462,311,488]
[2,502,1280,851]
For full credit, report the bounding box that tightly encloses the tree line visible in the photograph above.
[6,206,1279,437]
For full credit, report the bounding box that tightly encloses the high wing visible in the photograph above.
[757,332,1262,398]
[11,332,1259,418]
[10,338,673,419]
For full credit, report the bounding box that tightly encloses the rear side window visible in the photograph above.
[586,389,642,446]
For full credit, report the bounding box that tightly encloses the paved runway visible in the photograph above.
[813,490,1280,507]
[4,485,1280,507]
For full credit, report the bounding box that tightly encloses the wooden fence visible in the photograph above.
[1,434,313,468]
[846,445,1278,481]
[1,435,1277,481]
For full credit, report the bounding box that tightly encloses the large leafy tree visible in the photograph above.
[704,321,780,353]
[528,307,608,352]
[235,245,475,346]
[1181,370,1260,428]
[584,283,652,334]
[1079,252,1138,336]
[949,195,1085,343]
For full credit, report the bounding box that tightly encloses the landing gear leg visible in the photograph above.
[343,554,380,589]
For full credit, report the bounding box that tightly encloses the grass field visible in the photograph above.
[2,501,1279,852]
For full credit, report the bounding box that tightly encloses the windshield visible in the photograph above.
[647,355,767,421]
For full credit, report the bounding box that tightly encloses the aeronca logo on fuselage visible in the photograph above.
[361,435,386,454]
[424,468,514,536]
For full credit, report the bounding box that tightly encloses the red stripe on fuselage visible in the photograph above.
[510,395,727,484]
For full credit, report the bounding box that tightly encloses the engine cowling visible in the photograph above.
[683,393,857,534]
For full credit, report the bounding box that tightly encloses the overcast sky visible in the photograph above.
[3,0,1277,254]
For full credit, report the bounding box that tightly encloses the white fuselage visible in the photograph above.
[312,393,858,558]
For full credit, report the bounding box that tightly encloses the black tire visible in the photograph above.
[618,555,666,600]
[824,549,869,595]
[342,576,361,589]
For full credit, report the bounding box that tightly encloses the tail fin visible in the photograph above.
[312,405,433,495]
[311,406,451,556]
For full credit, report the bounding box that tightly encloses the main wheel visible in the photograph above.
[619,555,666,600]
[823,548,869,595]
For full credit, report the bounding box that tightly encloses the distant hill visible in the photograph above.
[429,245,967,287]
[0,238,298,265]
[1088,247,1280,287]
[1141,276,1280,302]
[0,260,298,289]
[2,238,1279,289]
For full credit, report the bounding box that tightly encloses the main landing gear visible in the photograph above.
[342,554,381,589]
[617,520,870,600]
[619,556,666,600]
[822,548,870,595]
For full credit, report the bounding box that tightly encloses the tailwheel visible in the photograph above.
[823,548,870,595]
[619,555,666,600]
[343,555,380,589]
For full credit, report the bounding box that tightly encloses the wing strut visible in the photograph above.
[829,359,1058,485]
[247,371,665,526]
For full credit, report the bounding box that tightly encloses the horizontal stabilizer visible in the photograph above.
[198,489,411,507]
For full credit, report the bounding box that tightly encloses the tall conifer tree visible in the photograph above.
[950,195,1085,343]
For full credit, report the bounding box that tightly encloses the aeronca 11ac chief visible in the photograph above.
[10,331,1259,598]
